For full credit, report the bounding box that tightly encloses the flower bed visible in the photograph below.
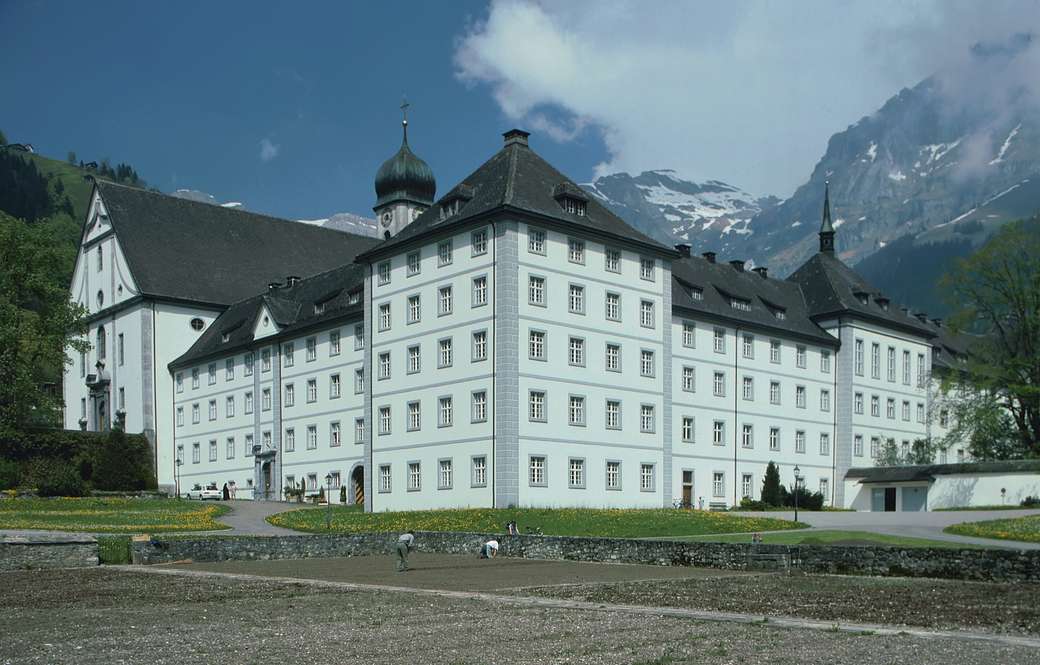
[0,497,230,533]
[945,514,1040,544]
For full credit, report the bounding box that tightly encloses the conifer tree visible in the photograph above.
[761,461,782,507]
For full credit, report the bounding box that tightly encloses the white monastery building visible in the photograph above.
[65,120,1000,511]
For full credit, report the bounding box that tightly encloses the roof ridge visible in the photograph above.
[503,143,520,205]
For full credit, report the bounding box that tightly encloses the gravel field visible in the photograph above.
[1,568,1039,664]
[518,573,1040,636]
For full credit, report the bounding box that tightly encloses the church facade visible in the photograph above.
[64,121,966,511]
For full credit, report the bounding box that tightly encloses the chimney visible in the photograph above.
[503,128,530,147]
[674,243,691,257]
[267,282,281,292]
[702,251,716,264]
[729,259,745,272]
[285,275,301,287]
[876,296,890,311]
[752,266,768,278]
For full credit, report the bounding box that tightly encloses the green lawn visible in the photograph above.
[678,529,986,549]
[0,497,230,533]
[945,514,1040,544]
[934,505,1037,511]
[268,506,805,538]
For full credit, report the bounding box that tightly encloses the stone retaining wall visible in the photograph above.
[0,534,99,571]
[131,531,1040,583]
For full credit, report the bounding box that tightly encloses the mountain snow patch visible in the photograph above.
[888,170,907,182]
[989,124,1021,164]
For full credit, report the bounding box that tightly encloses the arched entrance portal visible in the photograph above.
[352,466,364,506]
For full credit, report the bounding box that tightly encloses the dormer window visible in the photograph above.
[552,182,589,217]
[691,287,704,301]
[854,290,870,306]
[439,184,474,221]
[348,289,361,305]
[876,297,890,311]
[730,298,751,312]
[221,333,231,343]
[775,309,786,320]
[314,302,326,316]
[564,197,586,216]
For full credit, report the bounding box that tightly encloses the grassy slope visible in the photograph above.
[945,514,1040,544]
[0,497,230,533]
[268,506,806,538]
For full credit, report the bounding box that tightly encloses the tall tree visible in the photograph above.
[942,217,1040,457]
[0,211,88,435]
[760,461,782,506]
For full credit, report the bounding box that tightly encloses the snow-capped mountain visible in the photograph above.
[297,212,379,238]
[582,170,779,254]
[170,189,244,209]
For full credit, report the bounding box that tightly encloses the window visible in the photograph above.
[378,303,391,331]
[472,456,487,487]
[854,339,864,376]
[439,396,453,427]
[284,429,295,453]
[191,368,199,389]
[407,345,421,374]
[528,276,545,306]
[407,295,421,323]
[940,409,950,428]
[407,250,421,276]
[682,366,695,392]
[306,425,317,450]
[226,395,236,417]
[713,371,726,397]
[408,462,421,491]
[769,427,780,451]
[871,437,880,458]
[261,389,271,412]
[330,330,341,356]
[682,416,695,442]
[640,350,654,377]
[330,422,341,447]
[742,376,754,401]
[438,459,453,490]
[176,407,184,427]
[606,461,621,490]
[227,437,236,459]
[795,430,806,454]
[871,343,881,379]
[820,389,830,412]
[742,334,754,359]
[769,381,780,405]
[407,401,421,431]
[713,328,726,353]
[730,297,750,312]
[529,456,546,486]
[379,352,391,380]
[379,406,391,435]
[283,343,295,367]
[438,286,453,315]
[472,275,487,307]
[354,368,364,394]
[871,395,880,417]
[917,353,926,387]
[795,386,806,409]
[887,398,896,419]
[568,458,585,488]
[225,358,234,380]
[569,337,585,366]
[682,322,696,348]
[640,404,655,433]
[854,435,863,457]
[528,228,546,254]
[472,330,487,361]
[529,330,546,360]
[821,350,831,373]
[378,465,392,493]
[640,257,655,281]
[712,472,724,497]
[796,345,807,369]
[438,239,453,266]
[472,228,488,256]
[568,395,585,426]
[208,441,218,463]
[605,292,620,321]
[770,340,781,363]
[640,464,655,491]
[639,300,654,328]
[819,433,830,456]
[191,403,200,424]
[305,379,316,403]
[568,284,584,314]
[245,434,253,455]
[244,352,254,376]
[355,418,365,444]
[378,261,391,285]
[191,442,200,464]
[605,248,621,273]
[903,350,911,385]
[244,392,253,414]
[887,346,896,382]
[438,337,453,368]
[118,387,125,411]
[605,400,621,429]
[854,392,864,414]
[819,479,829,503]
[605,343,621,372]
[97,245,103,272]
[330,374,341,399]
[741,424,753,448]
[206,363,216,386]
[261,349,271,373]
[568,238,585,263]
[742,473,753,499]
[117,334,125,366]
[712,420,725,446]
[902,400,911,421]
[472,391,487,422]
[529,390,546,422]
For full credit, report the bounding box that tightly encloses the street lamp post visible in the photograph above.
[324,473,333,531]
[175,459,183,499]
[793,465,801,523]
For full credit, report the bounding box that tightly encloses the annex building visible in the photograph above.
[64,121,980,511]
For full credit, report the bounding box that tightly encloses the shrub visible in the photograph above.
[1023,496,1040,508]
[36,463,86,497]
[92,427,152,491]
[97,536,131,564]
[0,458,19,489]
[737,497,767,511]
[779,484,825,511]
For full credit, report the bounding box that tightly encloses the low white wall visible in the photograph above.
[930,472,1040,509]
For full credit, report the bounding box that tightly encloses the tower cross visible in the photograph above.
[400,98,410,123]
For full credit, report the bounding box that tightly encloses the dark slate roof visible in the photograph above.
[358,135,675,261]
[170,263,366,369]
[787,251,935,338]
[95,180,380,306]
[926,322,977,371]
[846,460,1040,483]
[671,255,837,345]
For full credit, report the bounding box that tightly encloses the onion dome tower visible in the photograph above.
[374,100,436,239]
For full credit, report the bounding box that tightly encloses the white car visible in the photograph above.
[185,483,222,500]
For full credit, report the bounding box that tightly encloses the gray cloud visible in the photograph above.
[259,137,280,163]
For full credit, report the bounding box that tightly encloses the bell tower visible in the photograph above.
[819,181,836,254]
[373,100,436,239]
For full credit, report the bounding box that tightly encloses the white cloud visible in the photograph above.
[455,0,1040,196]
[259,137,280,163]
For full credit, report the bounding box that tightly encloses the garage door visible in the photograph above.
[901,486,928,512]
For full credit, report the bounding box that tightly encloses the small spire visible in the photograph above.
[819,180,836,253]
[400,97,410,145]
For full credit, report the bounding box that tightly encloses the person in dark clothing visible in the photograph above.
[222,483,230,500]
